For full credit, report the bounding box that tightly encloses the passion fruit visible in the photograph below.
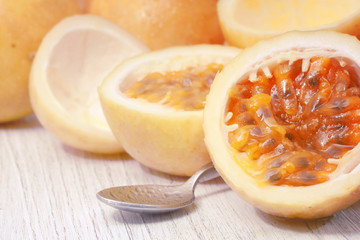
[217,0,360,48]
[29,15,148,153]
[0,0,81,123]
[87,0,224,49]
[203,31,360,219]
[98,44,241,176]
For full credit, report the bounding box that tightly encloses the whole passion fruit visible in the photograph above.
[98,44,241,176]
[0,0,80,123]
[87,0,224,49]
[203,31,360,219]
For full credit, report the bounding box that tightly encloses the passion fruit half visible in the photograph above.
[29,15,148,153]
[203,31,360,219]
[98,44,241,176]
[217,0,360,48]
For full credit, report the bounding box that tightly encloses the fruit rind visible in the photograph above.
[203,31,360,218]
[30,14,149,153]
[99,44,241,176]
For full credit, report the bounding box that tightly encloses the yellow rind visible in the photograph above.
[0,0,80,123]
[100,97,207,176]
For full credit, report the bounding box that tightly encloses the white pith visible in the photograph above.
[29,14,149,153]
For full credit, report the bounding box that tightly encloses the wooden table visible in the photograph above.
[2,114,360,239]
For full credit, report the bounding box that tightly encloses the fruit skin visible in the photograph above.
[0,0,81,123]
[87,0,224,50]
[217,0,360,48]
[99,44,240,176]
[102,99,208,176]
[29,15,149,153]
[203,31,360,219]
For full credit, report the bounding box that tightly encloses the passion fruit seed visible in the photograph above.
[124,63,223,111]
[226,57,360,186]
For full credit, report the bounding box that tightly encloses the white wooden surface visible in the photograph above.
[2,114,360,240]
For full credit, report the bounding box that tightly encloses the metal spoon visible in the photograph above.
[96,162,219,214]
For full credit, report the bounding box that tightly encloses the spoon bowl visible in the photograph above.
[97,162,219,214]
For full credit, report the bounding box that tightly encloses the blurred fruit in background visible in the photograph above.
[0,0,81,123]
[218,0,360,48]
[87,0,224,49]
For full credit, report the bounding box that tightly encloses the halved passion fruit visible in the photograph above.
[217,0,360,48]
[98,44,241,176]
[203,31,360,219]
[29,15,148,153]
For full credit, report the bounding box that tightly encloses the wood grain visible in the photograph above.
[1,114,360,240]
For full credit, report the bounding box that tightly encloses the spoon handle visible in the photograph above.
[198,163,219,183]
[187,162,220,189]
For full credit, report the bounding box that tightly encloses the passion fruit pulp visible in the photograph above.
[203,31,360,219]
[124,63,223,111]
[226,56,360,187]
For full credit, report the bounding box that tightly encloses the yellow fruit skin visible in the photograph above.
[100,98,209,176]
[87,0,224,49]
[0,0,80,123]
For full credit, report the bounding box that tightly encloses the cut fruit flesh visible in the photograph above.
[226,56,360,186]
[230,0,360,31]
[29,15,149,153]
[124,63,224,111]
[98,44,241,176]
[203,31,360,218]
